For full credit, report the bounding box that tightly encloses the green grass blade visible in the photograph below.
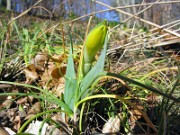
[0,81,73,115]
[0,38,6,74]
[75,94,157,132]
[106,72,180,103]
[22,28,30,65]
[18,109,65,133]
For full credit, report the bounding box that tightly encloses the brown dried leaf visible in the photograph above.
[51,66,66,80]
[16,97,28,105]
[0,95,8,106]
[24,114,35,121]
[50,53,67,63]
[24,64,39,81]
[40,61,54,82]
[2,99,13,109]
[40,68,52,82]
[28,102,41,115]
[13,115,21,131]
[30,52,48,71]
[130,105,144,121]
[0,127,10,135]
[25,102,41,121]
[53,82,64,97]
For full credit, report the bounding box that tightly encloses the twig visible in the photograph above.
[107,20,180,54]
[8,0,43,26]
[94,0,180,38]
[123,0,161,23]
[63,1,180,24]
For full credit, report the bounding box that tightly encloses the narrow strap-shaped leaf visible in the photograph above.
[64,28,77,110]
[106,72,180,103]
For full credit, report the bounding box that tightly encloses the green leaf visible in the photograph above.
[64,29,77,111]
[16,133,34,135]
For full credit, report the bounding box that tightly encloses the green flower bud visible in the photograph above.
[83,20,108,75]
